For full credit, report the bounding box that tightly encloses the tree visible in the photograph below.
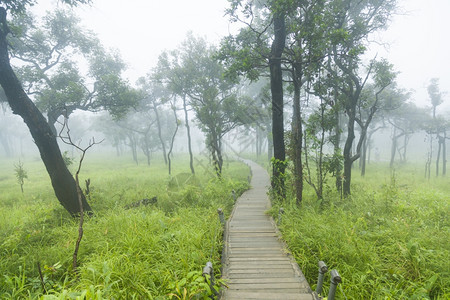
[0,2,92,216]
[268,1,287,199]
[179,34,250,177]
[427,78,447,176]
[282,0,332,205]
[327,0,397,196]
[221,0,288,198]
[153,50,195,174]
[9,9,139,134]
[136,79,173,166]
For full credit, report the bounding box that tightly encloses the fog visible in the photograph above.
[1,0,448,172]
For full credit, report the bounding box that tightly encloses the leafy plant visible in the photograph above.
[62,151,75,168]
[14,160,28,194]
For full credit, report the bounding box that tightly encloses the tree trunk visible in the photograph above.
[343,109,355,197]
[0,130,11,157]
[153,102,168,165]
[267,120,273,162]
[183,95,195,174]
[269,10,286,200]
[436,136,442,177]
[443,131,447,176]
[292,66,303,205]
[168,104,179,176]
[425,134,432,179]
[0,8,91,216]
[390,131,397,169]
[208,129,223,177]
[128,134,138,165]
[361,136,367,176]
[333,108,342,193]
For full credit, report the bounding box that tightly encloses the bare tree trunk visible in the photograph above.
[0,8,91,216]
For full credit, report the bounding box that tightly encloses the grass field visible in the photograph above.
[271,162,450,299]
[0,153,250,299]
[1,152,448,299]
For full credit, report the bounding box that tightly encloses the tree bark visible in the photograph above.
[0,8,91,216]
[269,9,286,200]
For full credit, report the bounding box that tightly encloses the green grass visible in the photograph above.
[272,162,449,299]
[0,153,250,299]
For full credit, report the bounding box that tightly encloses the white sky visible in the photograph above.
[33,0,449,111]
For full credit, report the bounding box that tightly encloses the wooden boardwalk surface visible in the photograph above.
[221,160,314,300]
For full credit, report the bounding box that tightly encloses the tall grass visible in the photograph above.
[273,162,449,299]
[0,154,250,299]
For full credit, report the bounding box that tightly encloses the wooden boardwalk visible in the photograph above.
[220,160,314,300]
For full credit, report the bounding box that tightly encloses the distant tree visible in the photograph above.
[180,34,250,176]
[153,50,195,174]
[427,78,447,176]
[355,82,405,174]
[327,0,397,196]
[0,3,92,216]
[389,103,428,166]
[136,79,172,165]
[338,58,396,196]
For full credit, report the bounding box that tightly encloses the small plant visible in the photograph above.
[62,151,75,168]
[14,160,28,194]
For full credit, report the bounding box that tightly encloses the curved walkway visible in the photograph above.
[221,160,314,300]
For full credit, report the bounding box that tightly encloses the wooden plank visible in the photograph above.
[227,277,302,284]
[227,282,306,290]
[223,291,313,300]
[229,265,293,270]
[224,273,297,279]
[228,269,294,275]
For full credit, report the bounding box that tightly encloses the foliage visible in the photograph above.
[62,151,74,168]
[0,155,250,298]
[0,0,91,15]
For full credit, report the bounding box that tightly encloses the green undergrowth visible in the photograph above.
[0,154,250,299]
[272,163,449,299]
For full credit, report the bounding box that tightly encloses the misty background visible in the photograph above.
[1,0,448,165]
